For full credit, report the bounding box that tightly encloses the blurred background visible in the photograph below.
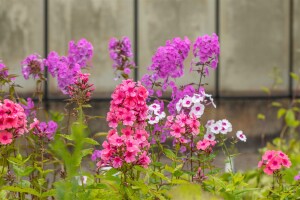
[0,0,300,169]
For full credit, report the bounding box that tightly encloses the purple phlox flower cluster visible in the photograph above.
[108,36,135,79]
[21,98,36,118]
[192,33,220,76]
[21,54,45,80]
[30,119,58,140]
[141,37,190,97]
[0,60,9,79]
[45,38,93,94]
[91,150,102,161]
[68,38,93,67]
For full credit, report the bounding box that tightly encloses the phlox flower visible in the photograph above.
[0,130,13,145]
[204,132,215,141]
[21,54,45,80]
[196,139,216,151]
[91,150,102,161]
[190,103,205,118]
[236,130,246,142]
[258,150,291,175]
[182,96,193,108]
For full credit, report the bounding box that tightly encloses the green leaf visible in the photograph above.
[277,108,286,119]
[42,189,56,198]
[83,138,99,145]
[290,72,299,81]
[153,172,169,181]
[261,87,270,95]
[58,134,74,141]
[271,102,282,107]
[1,186,40,197]
[257,113,265,120]
[285,109,300,127]
[163,149,176,160]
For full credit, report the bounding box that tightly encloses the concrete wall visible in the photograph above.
[0,0,299,137]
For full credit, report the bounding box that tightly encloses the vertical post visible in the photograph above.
[289,0,294,99]
[44,0,49,110]
[215,0,220,99]
[134,0,139,82]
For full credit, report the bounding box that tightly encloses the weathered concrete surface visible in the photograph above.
[138,0,216,93]
[0,0,44,94]
[220,0,290,96]
[48,0,134,98]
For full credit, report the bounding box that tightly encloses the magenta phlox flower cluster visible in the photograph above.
[0,61,9,79]
[258,150,291,175]
[21,54,45,80]
[141,37,190,97]
[100,80,151,169]
[91,150,102,161]
[29,118,58,140]
[45,38,93,94]
[21,98,36,118]
[109,37,135,78]
[192,33,219,76]
[68,38,93,67]
[0,99,28,145]
[165,113,200,144]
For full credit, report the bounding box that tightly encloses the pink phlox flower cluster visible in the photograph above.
[20,98,36,118]
[45,38,93,94]
[98,129,151,169]
[108,37,135,79]
[101,80,151,169]
[147,103,166,124]
[141,37,190,97]
[67,72,95,102]
[68,38,93,67]
[236,130,247,142]
[0,60,9,79]
[192,33,220,76]
[29,118,58,140]
[107,79,149,129]
[0,99,28,145]
[165,113,200,144]
[176,93,205,118]
[21,54,45,80]
[258,150,291,175]
[196,139,217,151]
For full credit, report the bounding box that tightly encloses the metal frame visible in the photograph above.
[42,0,296,107]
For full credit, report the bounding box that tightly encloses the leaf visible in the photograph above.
[257,113,265,120]
[285,109,300,127]
[58,134,74,141]
[163,149,176,160]
[153,172,169,181]
[1,186,40,197]
[261,87,270,95]
[271,102,282,107]
[42,189,56,198]
[277,108,286,119]
[83,138,99,145]
[290,72,299,81]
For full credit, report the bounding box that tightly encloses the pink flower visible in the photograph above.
[108,133,123,147]
[0,130,13,145]
[258,150,291,175]
[113,157,123,168]
[125,151,137,163]
[170,124,185,138]
[196,139,216,151]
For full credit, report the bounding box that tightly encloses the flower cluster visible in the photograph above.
[99,80,151,169]
[165,113,200,144]
[206,119,232,136]
[0,61,8,79]
[258,150,291,175]
[176,93,205,118]
[107,79,148,129]
[68,38,94,67]
[67,72,95,104]
[0,99,28,145]
[192,33,220,76]
[21,98,36,118]
[196,139,217,151]
[108,37,135,79]
[91,150,102,161]
[141,37,190,96]
[147,103,166,124]
[29,118,58,140]
[45,38,93,94]
[21,54,45,80]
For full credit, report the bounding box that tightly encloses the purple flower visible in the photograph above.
[108,36,135,79]
[91,150,102,161]
[21,54,45,80]
[45,51,60,77]
[21,98,36,117]
[295,172,300,181]
[192,33,220,74]
[0,61,8,78]
[68,38,93,67]
[32,120,58,140]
